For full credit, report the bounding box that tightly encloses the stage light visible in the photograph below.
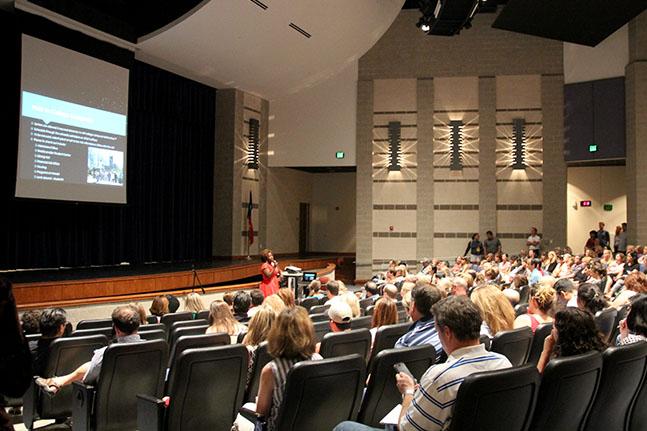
[421,23,431,32]
[388,121,401,171]
[511,118,527,170]
[450,120,464,171]
[247,118,260,170]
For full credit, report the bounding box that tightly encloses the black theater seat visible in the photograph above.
[76,318,113,330]
[368,322,411,370]
[526,323,553,366]
[245,341,272,403]
[490,326,533,366]
[167,332,229,371]
[160,312,194,328]
[319,328,371,363]
[70,327,115,339]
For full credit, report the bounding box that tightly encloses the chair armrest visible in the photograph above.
[137,394,165,431]
[239,404,262,424]
[22,379,39,430]
[72,381,95,431]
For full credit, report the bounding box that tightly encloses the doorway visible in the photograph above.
[299,202,310,256]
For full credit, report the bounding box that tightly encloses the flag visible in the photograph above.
[247,191,254,245]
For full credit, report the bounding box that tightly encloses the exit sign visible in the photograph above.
[589,144,598,153]
[580,200,592,207]
[335,151,345,159]
[604,204,613,211]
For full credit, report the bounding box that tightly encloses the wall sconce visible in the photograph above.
[449,120,463,171]
[388,121,401,171]
[247,118,260,170]
[511,118,527,170]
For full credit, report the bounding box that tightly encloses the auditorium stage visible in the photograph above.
[6,255,340,309]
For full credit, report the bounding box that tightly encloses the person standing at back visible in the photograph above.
[597,222,610,250]
[484,230,502,255]
[527,227,541,255]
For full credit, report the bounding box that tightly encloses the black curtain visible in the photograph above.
[0,11,215,270]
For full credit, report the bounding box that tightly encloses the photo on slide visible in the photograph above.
[87,147,124,186]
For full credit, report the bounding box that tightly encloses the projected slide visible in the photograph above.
[16,35,129,204]
[20,91,126,186]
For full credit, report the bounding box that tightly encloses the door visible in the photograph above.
[299,202,310,256]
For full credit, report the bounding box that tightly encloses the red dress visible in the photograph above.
[260,262,280,297]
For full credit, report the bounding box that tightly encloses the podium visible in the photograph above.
[281,270,303,299]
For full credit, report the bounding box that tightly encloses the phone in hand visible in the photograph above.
[393,362,415,382]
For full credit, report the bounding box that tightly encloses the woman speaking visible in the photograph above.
[260,248,281,297]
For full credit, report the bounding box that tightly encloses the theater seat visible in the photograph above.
[23,335,108,430]
[584,342,647,431]
[310,304,330,315]
[358,345,435,427]
[196,310,210,321]
[359,297,375,310]
[299,297,319,311]
[309,312,329,323]
[168,319,208,332]
[629,343,647,431]
[526,323,553,365]
[72,339,167,431]
[351,316,372,330]
[138,345,248,431]
[313,321,331,342]
[167,324,208,348]
[490,327,533,366]
[160,312,194,328]
[594,308,618,344]
[245,341,273,403]
[319,328,372,363]
[529,351,602,431]
[139,323,165,332]
[138,329,167,342]
[449,365,540,431]
[167,333,229,371]
[368,322,411,370]
[273,354,366,431]
[70,327,115,339]
[76,319,113,330]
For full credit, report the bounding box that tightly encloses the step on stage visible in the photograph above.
[6,255,339,309]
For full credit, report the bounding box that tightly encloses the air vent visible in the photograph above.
[289,22,311,38]
[249,0,268,10]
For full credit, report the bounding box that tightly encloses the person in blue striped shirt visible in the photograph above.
[394,284,443,362]
[334,296,511,431]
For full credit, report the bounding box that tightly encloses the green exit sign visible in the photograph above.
[589,144,598,153]
[604,204,613,211]
[335,151,345,159]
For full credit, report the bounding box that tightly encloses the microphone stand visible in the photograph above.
[192,263,205,294]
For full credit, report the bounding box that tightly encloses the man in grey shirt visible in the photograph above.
[484,230,502,255]
[35,305,142,394]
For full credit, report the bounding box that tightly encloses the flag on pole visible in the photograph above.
[247,191,254,245]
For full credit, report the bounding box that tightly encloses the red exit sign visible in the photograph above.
[580,200,592,207]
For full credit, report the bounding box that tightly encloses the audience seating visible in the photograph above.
[25,333,41,343]
[138,329,167,342]
[196,310,210,321]
[168,319,208,333]
[72,339,168,431]
[167,333,230,370]
[146,316,159,324]
[397,309,409,322]
[629,346,647,431]
[365,305,375,316]
[526,323,553,366]
[76,318,113,330]
[309,312,329,323]
[490,327,533,366]
[269,354,366,431]
[515,303,529,318]
[138,345,247,431]
[70,327,115,339]
[309,304,330,315]
[245,342,272,403]
[23,335,109,430]
[448,365,540,431]
[160,312,194,327]
[167,325,209,349]
[529,351,602,431]
[351,315,372,330]
[479,335,491,351]
[519,285,530,304]
[368,322,411,369]
[140,323,165,332]
[313,321,331,342]
[594,308,618,343]
[299,297,319,311]
[609,304,629,346]
[359,297,375,310]
[584,341,647,431]
[357,345,435,427]
[319,328,372,363]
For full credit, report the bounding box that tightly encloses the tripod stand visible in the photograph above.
[191,264,205,294]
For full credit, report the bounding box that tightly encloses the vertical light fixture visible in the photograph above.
[511,118,526,170]
[449,120,463,171]
[247,118,260,169]
[388,121,401,171]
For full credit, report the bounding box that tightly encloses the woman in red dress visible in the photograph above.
[259,249,281,297]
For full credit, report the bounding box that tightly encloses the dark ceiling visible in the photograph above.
[28,0,206,43]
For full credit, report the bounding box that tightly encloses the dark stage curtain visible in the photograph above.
[0,12,215,270]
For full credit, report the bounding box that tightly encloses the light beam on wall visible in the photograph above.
[388,121,401,171]
[511,118,527,170]
[450,120,463,171]
[247,118,260,169]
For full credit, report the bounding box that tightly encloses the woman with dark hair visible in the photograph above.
[584,230,599,254]
[370,297,398,346]
[577,283,608,316]
[259,248,281,297]
[149,295,169,323]
[463,233,484,264]
[537,307,606,373]
[617,295,647,345]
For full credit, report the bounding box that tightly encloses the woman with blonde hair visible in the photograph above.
[343,292,361,318]
[514,285,555,332]
[149,295,169,323]
[471,285,515,338]
[263,294,287,316]
[206,300,246,343]
[276,288,296,308]
[242,306,276,386]
[255,307,322,430]
[129,302,148,326]
[183,292,206,317]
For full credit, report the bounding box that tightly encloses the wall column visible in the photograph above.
[541,74,567,248]
[626,10,647,244]
[479,76,497,236]
[356,80,374,280]
[417,78,435,259]
[259,98,270,251]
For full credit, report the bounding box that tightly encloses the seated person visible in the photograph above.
[183,292,205,318]
[242,306,275,387]
[363,281,380,301]
[165,294,180,313]
[233,291,252,323]
[35,305,143,394]
[369,297,398,346]
[537,307,606,374]
[471,285,515,338]
[247,289,265,318]
[514,285,555,332]
[29,308,67,376]
[149,295,169,323]
[306,280,325,300]
[334,296,511,431]
[21,310,42,335]
[323,280,341,305]
[450,277,468,296]
[382,284,399,300]
[328,301,353,333]
[617,294,647,345]
[255,307,322,430]
[206,300,246,343]
[395,284,443,361]
[577,283,608,316]
[554,278,577,310]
